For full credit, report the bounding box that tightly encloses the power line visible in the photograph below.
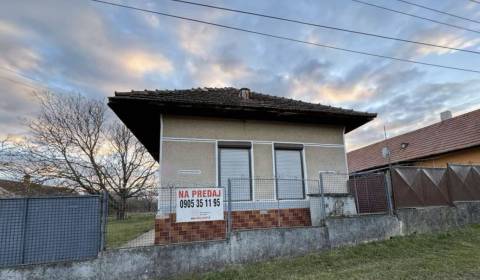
[169,0,480,55]
[90,0,480,74]
[394,0,480,24]
[350,0,480,34]
[470,0,480,4]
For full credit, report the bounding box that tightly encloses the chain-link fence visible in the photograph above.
[105,188,158,249]
[155,184,228,245]
[106,172,394,249]
[227,178,321,230]
[317,172,360,217]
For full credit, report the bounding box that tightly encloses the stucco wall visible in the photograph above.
[160,115,347,186]
[162,115,344,144]
[414,146,480,168]
[305,146,348,193]
[161,141,216,186]
[252,144,275,200]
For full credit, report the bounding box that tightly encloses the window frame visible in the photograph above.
[274,146,306,200]
[217,143,253,202]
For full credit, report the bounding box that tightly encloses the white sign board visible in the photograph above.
[175,188,224,223]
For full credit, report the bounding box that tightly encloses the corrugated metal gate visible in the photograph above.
[391,165,480,208]
[391,167,452,208]
[448,164,480,201]
[0,195,103,267]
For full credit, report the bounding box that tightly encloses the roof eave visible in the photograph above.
[108,97,376,162]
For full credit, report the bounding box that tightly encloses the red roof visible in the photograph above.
[347,108,480,172]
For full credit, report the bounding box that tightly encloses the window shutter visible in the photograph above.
[219,148,251,201]
[275,150,305,199]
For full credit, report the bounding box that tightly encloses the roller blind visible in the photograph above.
[219,148,251,201]
[275,149,305,200]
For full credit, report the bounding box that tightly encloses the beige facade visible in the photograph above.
[162,115,344,144]
[160,115,348,191]
[413,146,480,168]
[161,141,216,186]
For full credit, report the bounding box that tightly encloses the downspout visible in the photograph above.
[343,126,349,175]
[157,114,165,217]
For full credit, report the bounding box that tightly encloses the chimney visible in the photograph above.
[239,88,251,100]
[440,110,452,121]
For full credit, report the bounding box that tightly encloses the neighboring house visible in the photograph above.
[109,87,375,243]
[0,178,76,198]
[348,109,480,173]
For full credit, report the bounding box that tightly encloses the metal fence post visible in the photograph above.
[169,184,174,244]
[276,178,281,227]
[319,173,327,225]
[227,179,232,239]
[20,198,29,265]
[100,191,108,251]
[384,169,394,215]
[353,175,360,214]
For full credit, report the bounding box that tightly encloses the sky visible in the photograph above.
[0,0,479,151]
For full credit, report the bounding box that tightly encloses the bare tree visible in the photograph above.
[0,138,42,182]
[27,92,157,219]
[0,139,9,178]
[104,123,157,218]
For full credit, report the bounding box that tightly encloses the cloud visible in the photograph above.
[177,22,219,57]
[123,52,173,76]
[0,0,479,153]
[407,28,480,57]
[345,78,480,150]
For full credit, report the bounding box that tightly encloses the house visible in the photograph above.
[108,87,375,243]
[0,177,76,198]
[348,109,480,173]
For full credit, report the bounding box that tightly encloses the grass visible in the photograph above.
[106,212,155,248]
[177,224,480,280]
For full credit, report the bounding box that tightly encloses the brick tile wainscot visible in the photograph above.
[155,208,311,244]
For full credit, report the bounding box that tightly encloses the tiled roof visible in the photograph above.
[347,108,480,172]
[109,87,376,162]
[0,179,76,198]
[113,87,375,118]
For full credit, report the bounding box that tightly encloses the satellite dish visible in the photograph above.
[381,147,390,159]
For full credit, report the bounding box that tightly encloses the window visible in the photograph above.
[274,145,305,200]
[218,143,252,201]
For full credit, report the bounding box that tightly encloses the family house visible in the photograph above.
[109,87,375,243]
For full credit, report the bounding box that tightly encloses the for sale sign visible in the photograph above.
[175,188,224,222]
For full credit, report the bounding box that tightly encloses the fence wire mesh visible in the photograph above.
[348,172,391,214]
[107,173,394,249]
[228,178,321,230]
[156,184,228,245]
[105,188,158,249]
[4,165,480,267]
[318,172,359,217]
[0,195,103,268]
[0,174,395,266]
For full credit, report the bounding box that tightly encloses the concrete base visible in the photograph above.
[3,201,480,280]
[309,194,357,226]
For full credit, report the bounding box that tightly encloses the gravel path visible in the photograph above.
[121,229,155,248]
